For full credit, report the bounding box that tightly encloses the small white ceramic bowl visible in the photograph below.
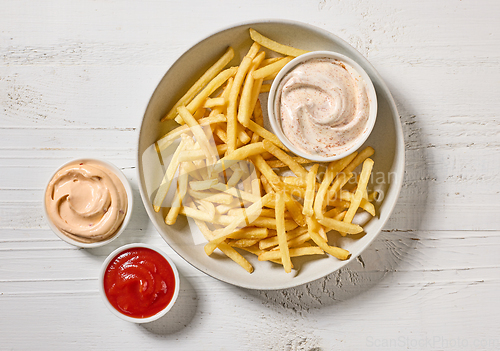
[268,50,378,162]
[43,158,133,248]
[99,243,180,324]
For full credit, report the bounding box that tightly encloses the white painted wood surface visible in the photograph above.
[1,1,499,350]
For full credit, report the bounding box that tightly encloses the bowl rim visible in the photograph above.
[98,243,180,324]
[137,19,405,290]
[43,158,133,248]
[268,50,378,162]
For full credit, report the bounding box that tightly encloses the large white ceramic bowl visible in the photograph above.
[137,20,405,290]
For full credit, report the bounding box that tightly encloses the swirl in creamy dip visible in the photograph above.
[278,57,370,157]
[45,162,128,243]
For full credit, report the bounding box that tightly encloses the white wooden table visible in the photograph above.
[2,1,499,350]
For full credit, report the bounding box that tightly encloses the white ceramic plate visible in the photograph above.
[137,20,404,290]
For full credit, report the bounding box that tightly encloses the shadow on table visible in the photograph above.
[243,88,433,312]
[139,273,198,335]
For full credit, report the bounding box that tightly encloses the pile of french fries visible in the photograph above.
[152,29,377,274]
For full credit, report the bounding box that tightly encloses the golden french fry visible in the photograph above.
[260,84,271,93]
[161,47,234,121]
[189,178,218,191]
[251,155,283,192]
[177,106,218,166]
[258,246,324,261]
[249,28,309,57]
[209,193,270,243]
[338,191,376,216]
[216,142,266,172]
[157,114,226,151]
[211,183,261,203]
[327,172,354,201]
[316,216,363,234]
[243,119,288,151]
[252,56,293,79]
[194,219,215,241]
[260,174,274,194]
[284,193,306,227]
[238,51,265,126]
[344,146,375,173]
[343,158,374,225]
[217,242,254,273]
[178,149,206,162]
[314,152,357,218]
[229,238,260,248]
[203,97,226,108]
[266,156,313,169]
[263,139,307,178]
[165,163,189,225]
[259,227,308,250]
[306,217,350,260]
[227,42,261,153]
[152,138,186,212]
[275,191,292,273]
[303,164,319,217]
[187,188,234,205]
[174,66,238,125]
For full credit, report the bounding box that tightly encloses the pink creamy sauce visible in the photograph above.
[45,162,128,243]
[278,57,370,157]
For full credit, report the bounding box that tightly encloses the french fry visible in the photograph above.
[344,146,375,173]
[174,66,238,124]
[306,217,350,260]
[284,193,306,227]
[275,191,292,273]
[258,246,324,261]
[227,42,261,153]
[152,138,186,212]
[211,183,261,203]
[263,139,307,178]
[178,149,206,162]
[203,97,226,109]
[189,178,218,191]
[177,106,218,166]
[251,155,283,192]
[161,47,234,121]
[343,158,374,228]
[187,188,234,204]
[157,114,226,151]
[209,193,271,243]
[242,119,288,151]
[238,51,265,127]
[252,56,293,80]
[229,239,260,248]
[249,28,309,57]
[165,162,189,225]
[216,142,266,172]
[217,242,254,273]
[260,84,271,93]
[259,226,308,250]
[303,164,319,217]
[338,191,376,216]
[266,156,313,168]
[314,152,357,218]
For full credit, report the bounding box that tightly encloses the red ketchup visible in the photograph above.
[103,247,176,319]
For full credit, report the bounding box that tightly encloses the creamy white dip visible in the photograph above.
[277,57,371,158]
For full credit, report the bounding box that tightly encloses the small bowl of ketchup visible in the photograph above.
[99,243,180,323]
